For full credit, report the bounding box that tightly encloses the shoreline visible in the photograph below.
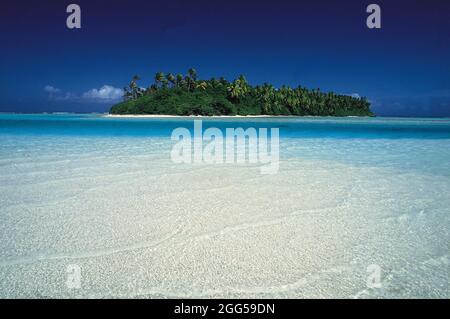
[106,114,282,118]
[104,114,373,119]
[3,113,450,120]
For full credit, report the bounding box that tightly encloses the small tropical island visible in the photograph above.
[110,68,373,116]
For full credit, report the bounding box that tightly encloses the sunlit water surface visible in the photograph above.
[0,114,449,298]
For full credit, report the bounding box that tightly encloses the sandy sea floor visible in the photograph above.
[0,115,449,298]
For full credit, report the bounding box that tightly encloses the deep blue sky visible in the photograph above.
[0,0,449,116]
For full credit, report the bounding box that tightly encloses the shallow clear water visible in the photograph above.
[0,114,449,298]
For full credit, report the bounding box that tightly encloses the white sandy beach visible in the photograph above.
[105,114,277,118]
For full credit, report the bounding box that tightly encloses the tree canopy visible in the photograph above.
[111,69,373,116]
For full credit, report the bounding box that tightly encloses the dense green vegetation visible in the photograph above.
[110,69,373,116]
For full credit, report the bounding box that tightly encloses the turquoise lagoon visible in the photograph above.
[0,114,449,298]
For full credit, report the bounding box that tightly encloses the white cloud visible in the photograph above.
[44,85,77,101]
[44,85,61,94]
[82,85,122,101]
[44,84,123,103]
[349,93,361,99]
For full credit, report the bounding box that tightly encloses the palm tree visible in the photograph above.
[227,77,248,101]
[166,73,176,87]
[227,82,241,100]
[154,72,165,88]
[238,75,249,88]
[146,84,158,94]
[122,86,132,101]
[184,76,192,91]
[227,75,251,100]
[195,81,208,90]
[220,77,230,86]
[188,68,197,82]
[128,75,141,100]
[256,83,275,114]
[175,74,184,87]
[209,77,220,88]
[161,78,169,89]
